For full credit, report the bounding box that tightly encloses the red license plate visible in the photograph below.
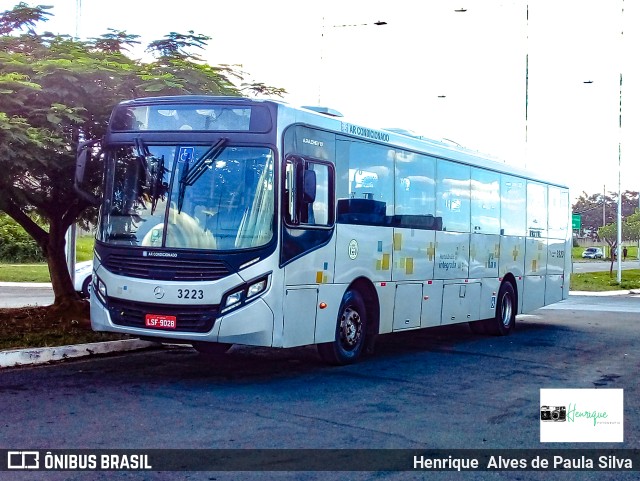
[145,314,177,330]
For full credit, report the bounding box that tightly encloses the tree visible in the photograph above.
[0,3,284,310]
[597,209,640,276]
[572,190,639,237]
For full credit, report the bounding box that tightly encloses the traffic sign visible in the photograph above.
[572,214,581,230]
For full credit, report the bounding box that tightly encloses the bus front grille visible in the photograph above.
[102,254,230,281]
[108,298,218,333]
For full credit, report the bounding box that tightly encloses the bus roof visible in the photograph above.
[115,95,568,190]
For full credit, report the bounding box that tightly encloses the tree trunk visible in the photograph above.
[47,221,81,307]
[1,198,84,308]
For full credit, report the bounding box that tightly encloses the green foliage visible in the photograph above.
[0,1,52,35]
[146,31,209,61]
[0,213,45,262]
[598,210,640,252]
[572,190,639,235]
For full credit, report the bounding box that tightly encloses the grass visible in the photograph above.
[0,236,94,282]
[0,264,51,282]
[75,235,95,262]
[570,269,640,292]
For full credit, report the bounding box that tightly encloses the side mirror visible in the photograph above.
[74,140,101,206]
[302,169,316,204]
[75,148,89,186]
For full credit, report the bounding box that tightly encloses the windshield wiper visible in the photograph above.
[177,138,227,213]
[134,137,166,215]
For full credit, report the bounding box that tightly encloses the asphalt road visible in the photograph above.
[0,284,54,308]
[572,259,640,273]
[1,294,639,481]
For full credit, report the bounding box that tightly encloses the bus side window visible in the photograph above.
[285,160,296,224]
[285,158,333,227]
[307,163,331,226]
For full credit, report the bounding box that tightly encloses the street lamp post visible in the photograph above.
[617,70,623,283]
[616,0,624,283]
[583,1,624,283]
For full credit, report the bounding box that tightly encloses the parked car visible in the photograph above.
[581,247,604,259]
[74,260,93,298]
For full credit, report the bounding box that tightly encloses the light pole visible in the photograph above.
[617,69,622,283]
[616,0,624,283]
[318,18,387,104]
[583,1,624,283]
[525,3,529,169]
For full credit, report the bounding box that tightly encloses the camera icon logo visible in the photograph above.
[7,451,40,469]
[540,405,567,422]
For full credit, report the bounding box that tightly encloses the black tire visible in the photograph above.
[485,282,516,336]
[317,290,367,365]
[192,342,232,357]
[81,276,91,298]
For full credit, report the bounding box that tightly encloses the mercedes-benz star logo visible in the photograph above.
[153,286,165,299]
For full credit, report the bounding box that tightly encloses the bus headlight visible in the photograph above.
[94,276,108,304]
[224,290,244,309]
[220,273,270,315]
[247,279,267,299]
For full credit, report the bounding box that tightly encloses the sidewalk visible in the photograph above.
[570,289,640,296]
[0,339,159,368]
[0,281,160,368]
[1,288,639,369]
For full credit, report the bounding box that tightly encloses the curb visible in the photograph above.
[0,281,52,287]
[0,339,159,368]
[570,290,640,297]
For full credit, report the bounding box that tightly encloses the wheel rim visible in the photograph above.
[500,292,513,328]
[339,307,362,351]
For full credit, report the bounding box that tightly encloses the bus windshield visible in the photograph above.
[99,144,274,250]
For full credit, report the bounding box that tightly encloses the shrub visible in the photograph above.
[0,214,46,262]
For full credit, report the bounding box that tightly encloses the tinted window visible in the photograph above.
[336,137,395,218]
[395,152,436,216]
[527,182,548,238]
[548,187,569,239]
[501,175,526,236]
[111,104,271,132]
[471,168,500,235]
[436,160,470,233]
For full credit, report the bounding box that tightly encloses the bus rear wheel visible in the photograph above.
[485,282,516,336]
[317,290,367,365]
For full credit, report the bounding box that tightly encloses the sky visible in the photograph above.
[2,0,639,202]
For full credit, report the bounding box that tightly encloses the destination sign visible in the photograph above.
[341,122,390,142]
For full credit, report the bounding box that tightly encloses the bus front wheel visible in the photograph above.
[317,290,367,365]
[485,282,516,336]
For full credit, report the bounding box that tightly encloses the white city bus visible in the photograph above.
[75,96,571,365]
